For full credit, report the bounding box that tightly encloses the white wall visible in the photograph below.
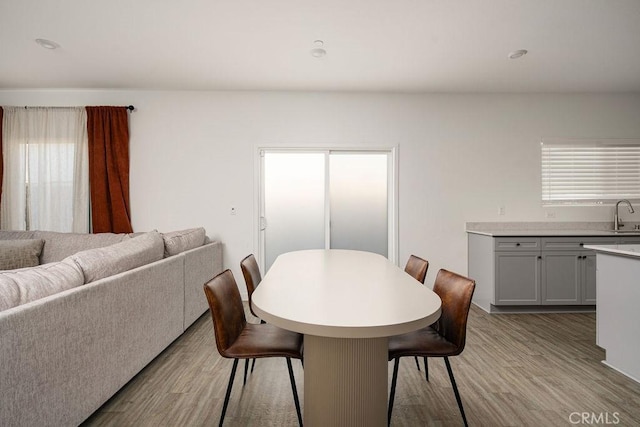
[2,90,640,294]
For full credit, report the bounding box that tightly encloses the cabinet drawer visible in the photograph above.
[494,238,540,251]
[542,237,618,251]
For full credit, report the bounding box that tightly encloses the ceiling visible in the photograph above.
[2,0,640,93]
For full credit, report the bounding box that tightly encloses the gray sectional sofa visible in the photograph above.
[0,228,223,427]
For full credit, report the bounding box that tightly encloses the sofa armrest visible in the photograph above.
[182,241,223,330]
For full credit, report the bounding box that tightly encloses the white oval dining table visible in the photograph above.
[252,249,442,426]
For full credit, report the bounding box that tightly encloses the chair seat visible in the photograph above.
[223,323,303,360]
[388,326,459,359]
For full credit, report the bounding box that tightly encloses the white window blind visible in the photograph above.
[541,139,640,205]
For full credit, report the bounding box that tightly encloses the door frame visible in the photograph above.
[254,146,399,273]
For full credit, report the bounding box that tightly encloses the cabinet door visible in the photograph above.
[495,252,541,305]
[541,252,581,305]
[581,253,597,304]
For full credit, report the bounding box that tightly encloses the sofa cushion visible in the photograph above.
[0,239,45,270]
[0,258,84,312]
[33,231,131,264]
[162,228,206,257]
[0,230,36,240]
[70,231,165,283]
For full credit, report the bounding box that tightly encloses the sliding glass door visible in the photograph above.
[260,148,396,271]
[262,152,326,270]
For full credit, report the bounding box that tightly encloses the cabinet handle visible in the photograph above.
[537,255,542,259]
[516,243,521,246]
[579,243,584,246]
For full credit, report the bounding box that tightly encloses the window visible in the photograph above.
[1,107,89,232]
[541,139,640,205]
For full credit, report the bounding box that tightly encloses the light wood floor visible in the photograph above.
[83,305,640,426]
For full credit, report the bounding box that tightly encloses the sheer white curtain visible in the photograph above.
[0,107,89,232]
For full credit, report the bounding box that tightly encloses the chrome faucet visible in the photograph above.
[614,199,635,231]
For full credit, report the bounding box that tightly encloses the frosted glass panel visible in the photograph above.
[264,152,325,270]
[329,153,388,257]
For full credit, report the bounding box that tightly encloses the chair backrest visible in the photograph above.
[404,255,429,284]
[203,269,247,357]
[431,269,476,355]
[240,254,262,317]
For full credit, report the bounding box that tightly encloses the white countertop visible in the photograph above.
[466,229,640,237]
[252,249,442,339]
[584,244,640,258]
[465,221,640,237]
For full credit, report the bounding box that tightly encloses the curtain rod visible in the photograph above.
[20,105,135,111]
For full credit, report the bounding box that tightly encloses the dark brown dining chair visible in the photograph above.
[240,254,262,320]
[204,269,303,427]
[388,269,475,427]
[404,255,429,375]
[240,254,265,382]
[404,254,429,284]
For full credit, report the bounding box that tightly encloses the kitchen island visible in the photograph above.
[584,243,640,383]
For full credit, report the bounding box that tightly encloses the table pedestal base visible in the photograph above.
[304,335,388,426]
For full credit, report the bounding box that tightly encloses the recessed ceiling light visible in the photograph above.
[35,38,60,50]
[508,49,528,59]
[311,40,326,58]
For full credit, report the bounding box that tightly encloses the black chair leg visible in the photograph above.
[414,356,421,371]
[424,356,429,381]
[243,359,249,385]
[220,358,239,427]
[388,358,400,426]
[286,357,303,427]
[246,321,264,375]
[444,357,468,427]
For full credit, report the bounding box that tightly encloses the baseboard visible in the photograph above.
[484,304,596,314]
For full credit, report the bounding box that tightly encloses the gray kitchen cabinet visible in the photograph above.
[493,237,541,305]
[541,237,617,305]
[582,253,597,304]
[541,251,581,304]
[495,251,541,305]
[468,232,637,312]
[541,251,598,304]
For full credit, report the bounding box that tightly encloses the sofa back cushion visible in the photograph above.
[162,227,206,257]
[0,239,45,270]
[0,258,84,312]
[33,231,131,264]
[71,231,165,283]
[0,231,36,240]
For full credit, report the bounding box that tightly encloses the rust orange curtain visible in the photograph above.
[86,106,133,233]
